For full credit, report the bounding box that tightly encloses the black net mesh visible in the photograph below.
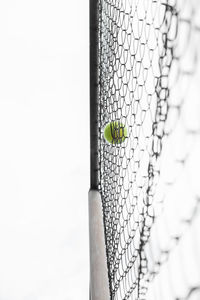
[96,0,200,299]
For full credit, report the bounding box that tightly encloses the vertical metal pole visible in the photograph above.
[90,0,99,190]
[90,2,110,299]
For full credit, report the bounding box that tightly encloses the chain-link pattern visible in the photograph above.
[97,0,200,299]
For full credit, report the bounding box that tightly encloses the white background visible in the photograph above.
[0,1,89,299]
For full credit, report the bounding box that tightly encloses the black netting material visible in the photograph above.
[96,0,200,299]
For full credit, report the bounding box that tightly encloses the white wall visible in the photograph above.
[0,1,89,299]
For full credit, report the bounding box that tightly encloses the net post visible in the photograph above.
[88,190,110,300]
[90,0,99,190]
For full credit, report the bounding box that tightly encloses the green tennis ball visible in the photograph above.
[104,121,127,144]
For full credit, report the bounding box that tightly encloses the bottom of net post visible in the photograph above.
[88,190,110,300]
